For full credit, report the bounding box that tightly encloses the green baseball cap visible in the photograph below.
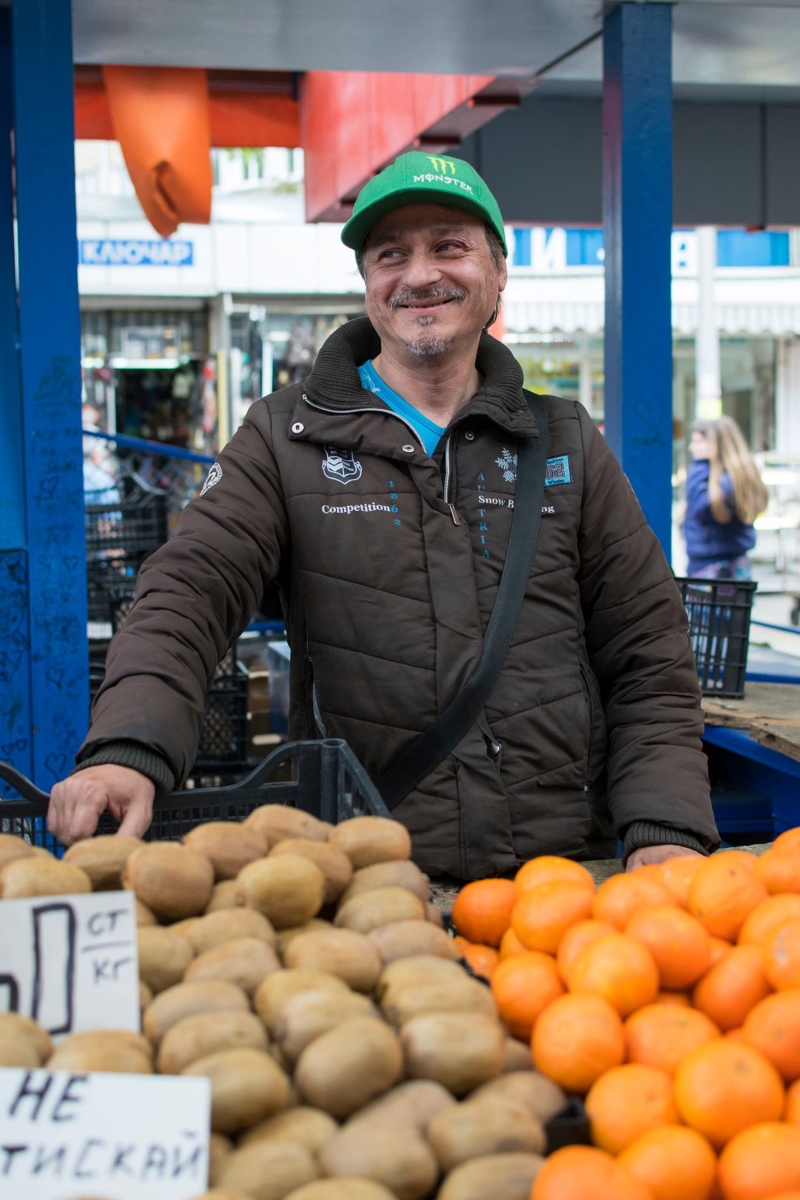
[341,151,508,257]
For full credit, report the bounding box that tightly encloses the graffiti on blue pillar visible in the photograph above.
[0,551,32,791]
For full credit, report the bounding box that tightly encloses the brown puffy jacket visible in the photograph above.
[79,317,719,878]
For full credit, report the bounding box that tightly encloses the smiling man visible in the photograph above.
[50,152,719,877]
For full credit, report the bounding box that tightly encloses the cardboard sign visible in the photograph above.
[0,891,139,1040]
[0,1067,210,1200]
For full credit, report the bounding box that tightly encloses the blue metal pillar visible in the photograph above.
[0,0,88,791]
[603,2,674,559]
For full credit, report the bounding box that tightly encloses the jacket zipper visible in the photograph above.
[443,436,460,525]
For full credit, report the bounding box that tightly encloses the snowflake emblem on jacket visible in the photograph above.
[496,448,518,483]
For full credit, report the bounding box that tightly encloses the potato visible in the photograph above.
[236,857,325,930]
[183,1048,289,1134]
[426,903,445,928]
[467,1071,567,1124]
[158,1010,269,1075]
[428,1100,546,1170]
[208,1133,234,1186]
[124,843,214,921]
[368,921,458,965]
[347,1079,456,1134]
[143,980,250,1044]
[319,1120,438,1200]
[64,835,143,890]
[184,937,281,996]
[269,1041,294,1074]
[376,956,464,1000]
[275,990,378,1062]
[436,1153,544,1200]
[329,817,411,869]
[284,928,381,993]
[401,1013,506,1095]
[0,1013,53,1062]
[239,1107,338,1153]
[334,888,425,935]
[218,1141,318,1200]
[502,1040,534,1074]
[0,833,35,872]
[137,926,195,994]
[48,1030,153,1075]
[283,1183,396,1200]
[184,822,268,881]
[382,975,498,1027]
[188,909,276,955]
[0,855,91,898]
[295,1017,403,1119]
[188,1191,251,1200]
[254,970,350,1035]
[139,979,153,1010]
[206,880,240,913]
[0,1035,41,1068]
[136,899,159,926]
[171,917,201,938]
[244,805,330,846]
[269,839,353,905]
[275,920,332,958]
[339,860,430,906]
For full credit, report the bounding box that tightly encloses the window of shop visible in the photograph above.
[505,333,605,425]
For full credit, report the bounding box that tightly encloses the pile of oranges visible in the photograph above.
[450,830,800,1200]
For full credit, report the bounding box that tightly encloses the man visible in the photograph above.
[50,153,719,878]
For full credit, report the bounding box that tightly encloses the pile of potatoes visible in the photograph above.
[0,811,568,1200]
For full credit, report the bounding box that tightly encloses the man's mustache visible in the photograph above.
[388,285,466,310]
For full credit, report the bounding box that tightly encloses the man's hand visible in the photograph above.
[48,765,155,846]
[626,844,704,872]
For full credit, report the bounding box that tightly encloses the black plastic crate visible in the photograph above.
[0,739,390,850]
[194,659,251,768]
[85,490,168,563]
[676,577,757,699]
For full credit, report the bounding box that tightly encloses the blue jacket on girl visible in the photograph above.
[684,458,756,574]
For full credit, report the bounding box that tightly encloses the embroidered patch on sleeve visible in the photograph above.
[200,462,223,496]
[545,455,572,487]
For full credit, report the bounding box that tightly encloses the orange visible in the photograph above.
[594,872,676,930]
[618,1125,717,1200]
[458,942,500,981]
[450,877,518,947]
[726,1027,747,1042]
[717,1122,800,1200]
[510,880,594,954]
[585,1063,678,1154]
[655,991,692,1006]
[786,1078,800,1125]
[532,1144,656,1200]
[692,943,771,1031]
[489,950,564,1039]
[689,853,767,941]
[674,1040,785,1148]
[568,932,660,1017]
[739,894,800,946]
[764,921,800,990]
[771,826,800,855]
[743,992,800,1082]
[452,934,470,951]
[532,992,625,1093]
[625,1003,720,1076]
[499,925,527,958]
[710,936,734,967]
[757,849,800,895]
[556,918,616,984]
[659,855,706,909]
[515,855,595,894]
[626,905,712,989]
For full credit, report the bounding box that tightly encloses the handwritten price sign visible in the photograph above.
[0,892,139,1039]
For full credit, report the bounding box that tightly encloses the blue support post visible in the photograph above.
[603,2,674,559]
[4,0,88,790]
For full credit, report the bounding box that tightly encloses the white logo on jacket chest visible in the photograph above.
[322,445,363,485]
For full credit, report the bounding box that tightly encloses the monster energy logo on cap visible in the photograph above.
[341,151,507,256]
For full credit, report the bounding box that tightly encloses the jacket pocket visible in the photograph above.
[579,657,608,787]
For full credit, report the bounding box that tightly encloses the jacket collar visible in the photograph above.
[302,316,539,438]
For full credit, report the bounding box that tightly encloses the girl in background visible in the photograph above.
[684,415,768,579]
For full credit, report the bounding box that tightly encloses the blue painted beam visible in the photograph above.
[11,0,88,789]
[603,2,674,559]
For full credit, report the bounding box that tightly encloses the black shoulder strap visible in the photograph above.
[375,390,549,810]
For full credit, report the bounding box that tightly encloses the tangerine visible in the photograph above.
[568,932,660,1017]
[659,856,706,909]
[555,918,616,984]
[786,1078,800,1125]
[585,1063,678,1154]
[515,855,595,894]
[654,991,692,1006]
[764,920,800,990]
[450,877,518,948]
[710,936,735,967]
[499,925,527,958]
[510,879,594,954]
[458,942,500,981]
[626,905,712,989]
[625,1003,720,1075]
[618,1125,717,1200]
[739,894,800,946]
[689,853,767,941]
[756,849,800,895]
[594,872,676,930]
[532,1144,656,1200]
[717,1122,800,1200]
[743,991,800,1082]
[531,992,625,1093]
[489,950,564,1039]
[771,827,800,855]
[674,1040,785,1148]
[692,943,771,1031]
